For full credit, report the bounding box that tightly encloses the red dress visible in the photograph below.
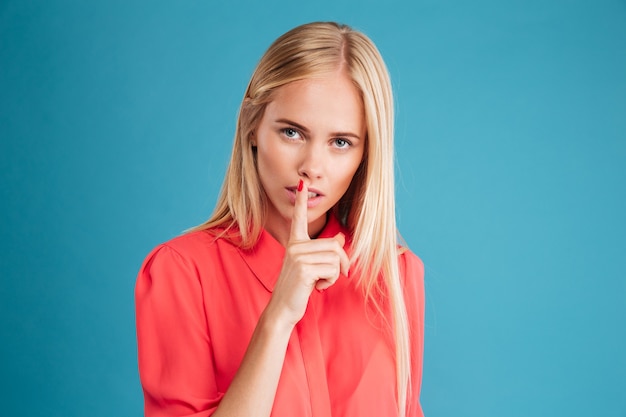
[135,215,425,416]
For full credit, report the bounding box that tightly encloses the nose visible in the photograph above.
[297,143,324,180]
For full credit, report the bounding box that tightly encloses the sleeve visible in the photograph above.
[135,244,223,417]
[400,251,426,417]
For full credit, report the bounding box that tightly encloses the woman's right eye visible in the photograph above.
[282,128,301,139]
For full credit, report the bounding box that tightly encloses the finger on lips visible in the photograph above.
[290,178,350,277]
[290,179,310,243]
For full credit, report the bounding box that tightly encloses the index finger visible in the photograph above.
[290,179,310,242]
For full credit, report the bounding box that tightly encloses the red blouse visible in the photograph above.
[135,215,425,416]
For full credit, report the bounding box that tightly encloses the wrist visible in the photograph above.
[259,304,297,339]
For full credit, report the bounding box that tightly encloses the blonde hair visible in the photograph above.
[192,22,412,416]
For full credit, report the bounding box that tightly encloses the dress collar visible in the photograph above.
[236,214,348,292]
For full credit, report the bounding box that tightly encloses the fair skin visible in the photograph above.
[253,71,366,246]
[213,71,366,416]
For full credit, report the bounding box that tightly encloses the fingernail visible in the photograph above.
[297,179,303,192]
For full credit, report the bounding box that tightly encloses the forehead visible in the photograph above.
[264,74,366,136]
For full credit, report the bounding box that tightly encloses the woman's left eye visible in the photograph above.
[333,138,351,149]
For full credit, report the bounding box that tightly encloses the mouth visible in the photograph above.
[286,186,324,199]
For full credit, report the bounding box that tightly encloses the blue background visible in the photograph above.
[1,1,624,416]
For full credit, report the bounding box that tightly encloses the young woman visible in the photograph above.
[136,22,425,417]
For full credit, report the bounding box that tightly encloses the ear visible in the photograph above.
[250,131,257,147]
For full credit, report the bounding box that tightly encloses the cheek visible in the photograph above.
[256,152,273,183]
[256,143,288,182]
[334,160,362,197]
[343,154,364,183]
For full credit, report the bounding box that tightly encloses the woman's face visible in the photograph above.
[253,72,366,245]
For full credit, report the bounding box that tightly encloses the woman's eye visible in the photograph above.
[334,138,351,149]
[282,128,300,139]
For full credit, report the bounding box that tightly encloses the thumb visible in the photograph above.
[333,232,346,247]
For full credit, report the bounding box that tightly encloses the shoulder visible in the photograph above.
[398,247,425,281]
[137,228,239,282]
[397,247,425,308]
[163,228,221,254]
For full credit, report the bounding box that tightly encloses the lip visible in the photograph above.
[285,185,325,208]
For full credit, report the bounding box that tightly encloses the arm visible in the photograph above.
[401,251,426,417]
[212,180,348,417]
[135,245,223,416]
[136,181,348,417]
[208,307,291,417]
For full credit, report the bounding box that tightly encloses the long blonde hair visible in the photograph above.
[192,22,412,416]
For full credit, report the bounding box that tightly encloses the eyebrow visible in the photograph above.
[274,118,362,140]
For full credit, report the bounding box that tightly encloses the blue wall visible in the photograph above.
[1,1,624,416]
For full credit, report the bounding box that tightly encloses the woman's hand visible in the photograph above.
[210,180,350,417]
[265,180,350,330]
